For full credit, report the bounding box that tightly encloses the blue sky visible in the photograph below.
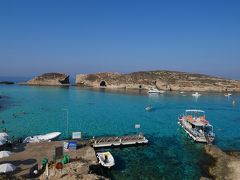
[0,0,240,79]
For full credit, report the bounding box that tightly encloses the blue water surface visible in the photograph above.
[0,85,240,179]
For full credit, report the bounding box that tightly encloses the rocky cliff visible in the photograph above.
[76,71,240,92]
[24,73,70,86]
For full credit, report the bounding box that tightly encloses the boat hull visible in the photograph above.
[178,120,214,143]
[96,152,115,168]
[23,132,61,143]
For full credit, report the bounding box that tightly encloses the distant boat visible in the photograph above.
[148,88,165,94]
[178,110,215,143]
[180,91,185,94]
[145,106,153,111]
[23,132,61,143]
[96,151,115,168]
[192,92,201,97]
[224,93,232,97]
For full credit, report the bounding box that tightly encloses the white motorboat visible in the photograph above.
[224,93,232,97]
[23,132,61,143]
[148,87,164,94]
[96,151,115,168]
[145,106,153,111]
[192,92,201,97]
[178,110,215,143]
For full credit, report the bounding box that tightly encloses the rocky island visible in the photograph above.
[76,71,240,92]
[23,73,70,86]
[0,81,14,85]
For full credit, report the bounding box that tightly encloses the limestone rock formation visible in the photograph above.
[76,71,240,92]
[205,145,240,180]
[24,73,70,86]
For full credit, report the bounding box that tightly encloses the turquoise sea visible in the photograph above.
[1,85,240,179]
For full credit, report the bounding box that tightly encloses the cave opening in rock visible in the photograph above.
[100,81,107,87]
[139,85,142,89]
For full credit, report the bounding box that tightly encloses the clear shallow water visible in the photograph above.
[0,85,240,179]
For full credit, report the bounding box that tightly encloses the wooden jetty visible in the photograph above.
[92,133,148,148]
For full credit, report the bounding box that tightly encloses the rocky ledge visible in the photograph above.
[76,71,240,92]
[204,145,240,180]
[23,73,70,86]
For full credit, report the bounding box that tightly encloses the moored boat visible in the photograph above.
[145,105,153,111]
[148,87,164,94]
[23,132,61,143]
[96,151,115,168]
[224,93,232,97]
[178,110,215,143]
[192,92,201,97]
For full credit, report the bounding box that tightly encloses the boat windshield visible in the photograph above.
[204,125,213,135]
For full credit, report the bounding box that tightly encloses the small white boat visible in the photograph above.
[178,110,215,143]
[145,106,153,111]
[96,151,115,168]
[180,91,185,94]
[224,93,232,97]
[192,92,201,97]
[148,87,164,94]
[23,132,61,143]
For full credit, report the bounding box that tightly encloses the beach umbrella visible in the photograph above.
[0,136,7,143]
[0,136,7,141]
[0,140,5,146]
[0,133,8,138]
[0,151,12,158]
[0,163,16,173]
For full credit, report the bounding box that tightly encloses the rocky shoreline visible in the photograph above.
[203,145,240,180]
[76,71,240,92]
[12,70,240,92]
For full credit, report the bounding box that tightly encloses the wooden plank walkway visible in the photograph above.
[92,133,148,148]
